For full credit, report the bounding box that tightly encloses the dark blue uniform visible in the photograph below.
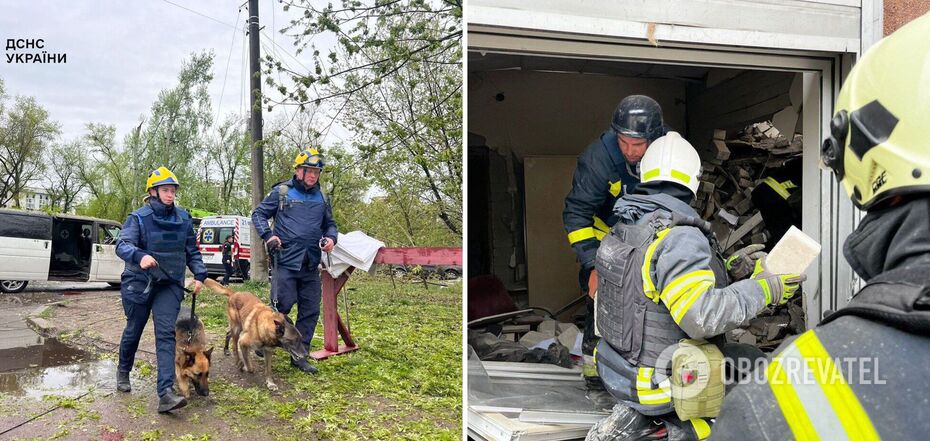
[116,199,207,397]
[252,177,338,351]
[563,131,641,274]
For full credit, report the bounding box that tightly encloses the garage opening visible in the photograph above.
[468,52,809,351]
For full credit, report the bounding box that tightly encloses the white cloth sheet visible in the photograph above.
[323,231,385,277]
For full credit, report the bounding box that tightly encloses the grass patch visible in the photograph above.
[198,273,462,440]
[135,360,155,378]
[140,428,164,441]
[38,306,55,319]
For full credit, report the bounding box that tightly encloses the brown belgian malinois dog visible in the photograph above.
[174,308,213,398]
[203,278,305,391]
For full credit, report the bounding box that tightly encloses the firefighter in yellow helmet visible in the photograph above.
[713,13,930,440]
[114,166,207,413]
[251,147,338,374]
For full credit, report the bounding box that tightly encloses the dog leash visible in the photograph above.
[268,243,280,312]
[145,266,197,343]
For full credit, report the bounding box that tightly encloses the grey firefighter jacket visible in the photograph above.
[595,193,769,415]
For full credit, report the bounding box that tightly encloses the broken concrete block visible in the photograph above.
[557,324,580,350]
[520,331,553,348]
[735,197,753,215]
[537,319,558,337]
[713,139,731,161]
[738,332,757,345]
[738,178,753,189]
[717,209,739,226]
[699,181,716,194]
[725,192,745,209]
[501,324,530,334]
[766,323,786,341]
[724,212,764,251]
[713,129,727,140]
[557,322,577,334]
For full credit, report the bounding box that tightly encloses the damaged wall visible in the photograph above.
[686,70,802,160]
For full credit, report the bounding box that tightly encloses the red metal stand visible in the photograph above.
[309,246,462,360]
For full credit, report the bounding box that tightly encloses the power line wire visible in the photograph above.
[216,8,243,125]
[159,0,241,31]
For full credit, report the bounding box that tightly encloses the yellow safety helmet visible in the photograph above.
[294,148,325,170]
[821,13,930,210]
[146,166,180,190]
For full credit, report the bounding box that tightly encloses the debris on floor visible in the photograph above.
[727,296,806,350]
[467,347,612,441]
[468,313,583,368]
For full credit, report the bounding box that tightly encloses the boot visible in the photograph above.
[116,370,131,393]
[290,356,319,374]
[158,391,188,413]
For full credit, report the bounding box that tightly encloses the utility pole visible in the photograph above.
[247,0,268,283]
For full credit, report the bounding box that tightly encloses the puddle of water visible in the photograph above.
[0,338,115,398]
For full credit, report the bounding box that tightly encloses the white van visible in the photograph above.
[0,209,124,293]
[196,215,252,279]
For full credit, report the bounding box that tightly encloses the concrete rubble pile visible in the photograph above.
[691,121,806,349]
[692,122,802,254]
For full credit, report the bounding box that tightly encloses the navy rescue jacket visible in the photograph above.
[563,131,641,270]
[251,176,339,272]
[116,198,208,304]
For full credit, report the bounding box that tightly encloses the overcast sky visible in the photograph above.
[0,0,349,148]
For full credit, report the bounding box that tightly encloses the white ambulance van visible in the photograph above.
[0,209,124,292]
[196,215,252,279]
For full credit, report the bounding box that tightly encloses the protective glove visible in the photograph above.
[725,244,766,280]
[750,258,806,305]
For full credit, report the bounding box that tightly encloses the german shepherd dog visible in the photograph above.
[175,307,213,398]
[203,278,306,391]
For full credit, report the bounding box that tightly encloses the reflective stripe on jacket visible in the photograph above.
[563,131,640,269]
[713,265,930,441]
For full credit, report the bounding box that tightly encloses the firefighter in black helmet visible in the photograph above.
[563,95,666,389]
